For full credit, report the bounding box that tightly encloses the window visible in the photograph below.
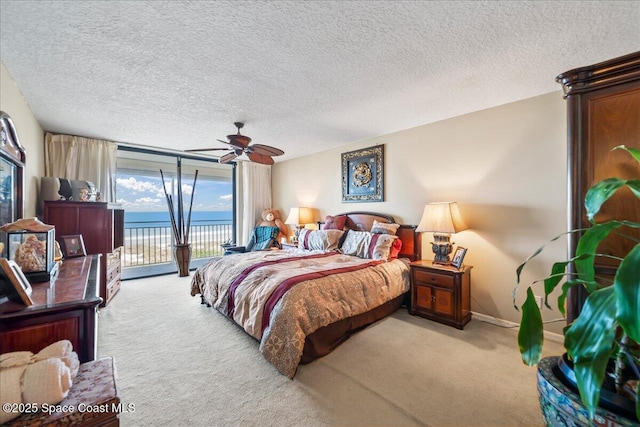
[116,147,235,278]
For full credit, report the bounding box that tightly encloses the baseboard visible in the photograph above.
[471,311,564,344]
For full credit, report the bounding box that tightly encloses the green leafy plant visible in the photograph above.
[514,145,640,421]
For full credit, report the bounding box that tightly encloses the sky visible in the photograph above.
[115,172,232,212]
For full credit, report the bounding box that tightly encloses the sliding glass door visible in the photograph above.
[116,147,235,279]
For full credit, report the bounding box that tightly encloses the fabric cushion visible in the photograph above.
[249,226,281,251]
[370,220,400,235]
[339,230,399,260]
[298,229,344,251]
[322,215,347,230]
[389,238,403,259]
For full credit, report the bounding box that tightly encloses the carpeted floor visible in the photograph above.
[97,273,564,426]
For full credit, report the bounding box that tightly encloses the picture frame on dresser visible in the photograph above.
[60,234,87,258]
[0,258,34,306]
[451,246,467,269]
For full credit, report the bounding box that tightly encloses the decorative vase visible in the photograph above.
[173,243,191,277]
[537,356,638,427]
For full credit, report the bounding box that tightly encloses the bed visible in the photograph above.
[190,212,420,378]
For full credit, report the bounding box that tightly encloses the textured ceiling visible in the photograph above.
[1,1,639,163]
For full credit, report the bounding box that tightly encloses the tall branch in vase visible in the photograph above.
[159,168,198,245]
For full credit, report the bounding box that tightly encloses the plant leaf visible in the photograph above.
[564,286,617,419]
[518,288,543,366]
[585,178,626,221]
[558,279,583,317]
[574,222,623,286]
[614,243,640,343]
[573,351,613,420]
[636,383,640,422]
[543,261,570,297]
[626,179,640,200]
[613,144,640,164]
[515,230,574,283]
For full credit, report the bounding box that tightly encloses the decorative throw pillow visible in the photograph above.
[339,230,399,260]
[298,229,345,251]
[322,215,347,230]
[370,219,400,235]
[389,238,403,259]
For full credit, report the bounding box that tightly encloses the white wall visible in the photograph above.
[1,61,44,218]
[273,91,568,333]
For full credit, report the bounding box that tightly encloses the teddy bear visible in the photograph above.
[256,208,288,242]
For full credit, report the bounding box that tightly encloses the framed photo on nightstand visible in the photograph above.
[451,247,467,269]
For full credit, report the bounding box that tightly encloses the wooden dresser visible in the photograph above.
[44,201,124,306]
[0,255,101,363]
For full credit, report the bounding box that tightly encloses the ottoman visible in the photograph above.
[4,357,120,427]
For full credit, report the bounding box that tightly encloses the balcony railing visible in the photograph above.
[122,221,234,268]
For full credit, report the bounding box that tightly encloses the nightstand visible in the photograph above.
[409,260,472,329]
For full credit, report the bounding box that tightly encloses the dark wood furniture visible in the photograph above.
[44,201,124,306]
[0,255,101,363]
[0,112,26,258]
[556,51,640,321]
[409,260,472,329]
[317,211,421,261]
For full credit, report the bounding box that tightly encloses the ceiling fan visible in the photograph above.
[185,122,284,165]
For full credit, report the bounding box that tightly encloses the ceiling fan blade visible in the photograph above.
[185,147,231,152]
[219,152,239,164]
[249,144,284,157]
[247,152,274,165]
[214,138,242,149]
[226,134,251,149]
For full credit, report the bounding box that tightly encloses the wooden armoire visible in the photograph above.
[556,51,640,322]
[44,201,124,306]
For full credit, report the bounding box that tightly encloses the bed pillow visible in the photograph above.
[339,230,399,260]
[389,237,403,259]
[298,229,345,251]
[322,215,347,230]
[370,220,400,235]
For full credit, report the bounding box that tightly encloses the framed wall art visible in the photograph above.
[341,145,384,202]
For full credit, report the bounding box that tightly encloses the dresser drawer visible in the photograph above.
[106,260,121,284]
[413,269,453,288]
[106,278,120,304]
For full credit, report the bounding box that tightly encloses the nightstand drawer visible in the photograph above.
[413,269,453,288]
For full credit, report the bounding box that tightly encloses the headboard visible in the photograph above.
[318,211,421,261]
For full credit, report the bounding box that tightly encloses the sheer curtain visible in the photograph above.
[44,133,118,203]
[241,162,272,244]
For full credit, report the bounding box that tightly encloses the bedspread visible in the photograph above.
[190,250,410,377]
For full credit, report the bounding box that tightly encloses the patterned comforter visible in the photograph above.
[190,249,410,377]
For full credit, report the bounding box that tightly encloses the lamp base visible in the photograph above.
[431,232,453,264]
[292,225,304,243]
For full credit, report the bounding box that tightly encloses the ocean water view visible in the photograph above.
[121,211,234,269]
[124,211,233,228]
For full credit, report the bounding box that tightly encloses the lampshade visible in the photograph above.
[285,207,314,226]
[416,202,467,264]
[416,202,467,233]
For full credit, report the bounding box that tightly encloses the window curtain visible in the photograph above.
[241,162,272,244]
[44,133,118,203]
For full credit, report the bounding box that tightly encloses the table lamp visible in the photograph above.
[416,202,467,264]
[285,207,313,242]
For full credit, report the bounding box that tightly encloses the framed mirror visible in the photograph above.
[0,111,26,257]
